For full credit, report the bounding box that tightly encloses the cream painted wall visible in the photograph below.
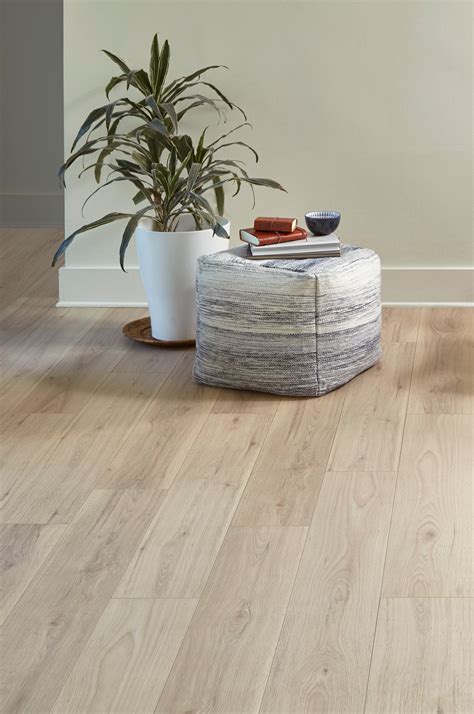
[61,0,473,304]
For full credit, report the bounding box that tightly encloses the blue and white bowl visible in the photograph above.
[305,211,341,236]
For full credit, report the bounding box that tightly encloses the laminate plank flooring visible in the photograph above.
[1,229,472,713]
[365,598,473,713]
[260,470,397,714]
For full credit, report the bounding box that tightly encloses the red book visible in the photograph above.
[240,226,308,247]
[254,216,297,232]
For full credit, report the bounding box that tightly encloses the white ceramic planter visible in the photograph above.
[135,214,230,341]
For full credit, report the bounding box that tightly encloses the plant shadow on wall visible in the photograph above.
[53,34,285,270]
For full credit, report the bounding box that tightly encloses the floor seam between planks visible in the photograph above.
[362,316,420,714]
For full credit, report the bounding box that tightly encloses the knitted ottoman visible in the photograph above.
[193,244,381,397]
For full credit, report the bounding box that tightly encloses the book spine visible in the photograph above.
[255,229,307,246]
[258,232,306,245]
[254,217,296,232]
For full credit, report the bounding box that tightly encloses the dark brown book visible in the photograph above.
[240,226,307,247]
[254,216,297,232]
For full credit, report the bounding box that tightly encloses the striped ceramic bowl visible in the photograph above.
[305,211,341,236]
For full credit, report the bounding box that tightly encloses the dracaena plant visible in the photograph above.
[53,34,285,270]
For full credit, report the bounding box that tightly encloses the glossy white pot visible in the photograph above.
[135,214,230,341]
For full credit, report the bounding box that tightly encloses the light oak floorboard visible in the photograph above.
[12,308,138,416]
[101,352,220,490]
[0,308,108,422]
[212,386,281,415]
[417,306,473,341]
[51,598,198,714]
[383,414,473,597]
[0,523,66,626]
[0,229,60,305]
[2,231,473,713]
[408,337,473,414]
[233,389,344,527]
[0,489,164,714]
[260,471,397,714]
[365,598,473,714]
[156,526,307,714]
[115,413,271,598]
[1,366,176,524]
[328,342,415,471]
[382,306,421,343]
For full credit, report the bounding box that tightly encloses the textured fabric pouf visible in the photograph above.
[193,244,381,397]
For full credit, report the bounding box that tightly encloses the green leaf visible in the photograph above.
[119,206,154,271]
[81,175,151,215]
[189,190,213,213]
[102,50,130,74]
[146,117,169,135]
[245,177,286,191]
[172,134,193,162]
[149,33,160,90]
[208,122,252,148]
[199,82,247,119]
[168,146,177,176]
[213,140,259,162]
[154,39,170,98]
[176,96,223,121]
[187,162,201,194]
[105,74,127,98]
[132,190,147,205]
[213,218,229,238]
[128,69,153,95]
[144,95,165,120]
[71,105,108,151]
[163,65,227,100]
[159,102,178,133]
[52,212,130,266]
[212,176,225,215]
[94,145,115,183]
[195,127,209,163]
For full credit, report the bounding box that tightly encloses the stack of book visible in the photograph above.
[240,216,341,260]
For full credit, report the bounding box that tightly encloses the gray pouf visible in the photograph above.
[193,244,381,397]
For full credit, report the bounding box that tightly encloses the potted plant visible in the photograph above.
[53,35,285,341]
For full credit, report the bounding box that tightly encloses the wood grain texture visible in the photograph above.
[0,523,66,625]
[212,386,281,415]
[382,306,421,343]
[328,342,415,471]
[101,352,219,490]
[1,369,171,524]
[417,306,473,341]
[365,598,473,713]
[51,598,198,714]
[156,526,307,714]
[408,337,473,415]
[115,413,270,598]
[260,471,397,714]
[1,308,107,424]
[12,309,136,416]
[0,489,164,714]
[2,231,473,713]
[233,389,344,526]
[383,414,473,597]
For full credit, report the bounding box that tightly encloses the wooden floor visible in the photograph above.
[1,228,473,714]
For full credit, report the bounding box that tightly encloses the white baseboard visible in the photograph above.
[57,265,474,307]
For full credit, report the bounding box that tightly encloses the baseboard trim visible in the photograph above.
[57,265,474,307]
